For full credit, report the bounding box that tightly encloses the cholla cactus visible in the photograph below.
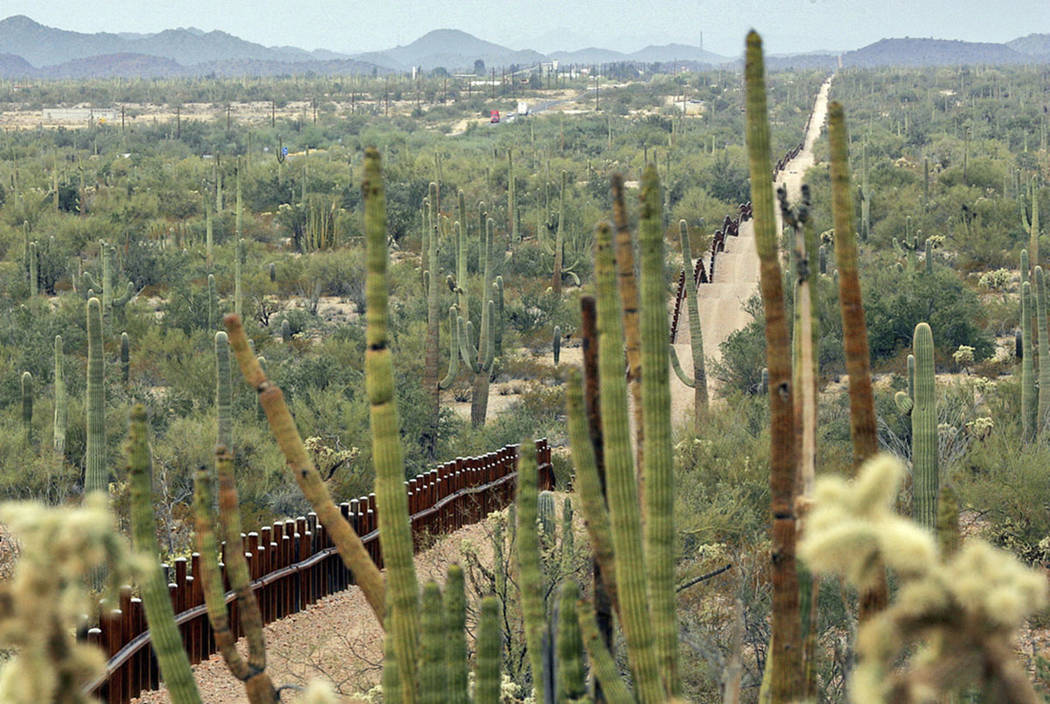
[0,495,134,704]
[800,454,1047,702]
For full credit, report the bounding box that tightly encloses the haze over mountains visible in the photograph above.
[0,15,1048,80]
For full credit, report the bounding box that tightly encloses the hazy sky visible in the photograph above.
[7,0,1050,57]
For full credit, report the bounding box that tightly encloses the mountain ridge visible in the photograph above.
[1,15,1048,80]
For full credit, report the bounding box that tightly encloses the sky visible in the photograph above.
[5,0,1050,57]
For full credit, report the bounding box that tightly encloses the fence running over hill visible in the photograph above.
[668,140,805,344]
[82,439,554,704]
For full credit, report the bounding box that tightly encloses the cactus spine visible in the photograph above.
[85,297,106,495]
[127,404,203,704]
[746,32,802,698]
[670,219,708,429]
[53,335,66,457]
[363,147,420,702]
[911,322,938,529]
[20,371,32,443]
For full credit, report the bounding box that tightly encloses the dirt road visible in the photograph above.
[669,75,834,424]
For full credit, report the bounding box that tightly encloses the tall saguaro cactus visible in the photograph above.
[745,31,801,700]
[459,218,500,427]
[1021,251,1037,443]
[1037,266,1050,436]
[669,219,708,430]
[85,297,106,495]
[20,371,33,443]
[911,322,938,529]
[53,335,66,458]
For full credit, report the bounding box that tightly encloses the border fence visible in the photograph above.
[83,438,553,704]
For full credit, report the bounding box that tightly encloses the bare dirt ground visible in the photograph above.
[132,512,502,704]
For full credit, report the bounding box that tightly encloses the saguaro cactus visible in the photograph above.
[475,597,502,704]
[459,218,500,427]
[669,219,708,430]
[1021,251,1037,443]
[445,565,469,704]
[20,371,32,443]
[85,297,106,495]
[120,332,130,386]
[208,274,218,330]
[53,335,66,458]
[516,441,551,703]
[911,322,938,529]
[552,170,567,294]
[1038,266,1050,436]
[553,325,562,365]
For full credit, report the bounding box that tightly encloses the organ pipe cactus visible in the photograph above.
[419,582,446,704]
[20,371,32,443]
[638,165,679,694]
[363,148,420,702]
[746,31,802,697]
[911,323,938,529]
[127,404,203,704]
[669,219,708,430]
[828,87,888,621]
[556,581,586,703]
[588,221,663,701]
[53,335,65,458]
[515,441,550,703]
[85,297,106,496]
[445,565,469,704]
[611,174,644,475]
[475,596,502,704]
[1038,266,1050,436]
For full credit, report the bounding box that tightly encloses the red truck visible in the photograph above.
[490,110,500,123]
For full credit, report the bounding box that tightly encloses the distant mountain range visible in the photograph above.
[0,15,1047,80]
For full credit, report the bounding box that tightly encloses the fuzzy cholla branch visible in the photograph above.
[800,454,1047,704]
[0,495,137,704]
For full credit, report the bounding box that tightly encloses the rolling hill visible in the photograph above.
[2,15,1050,80]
